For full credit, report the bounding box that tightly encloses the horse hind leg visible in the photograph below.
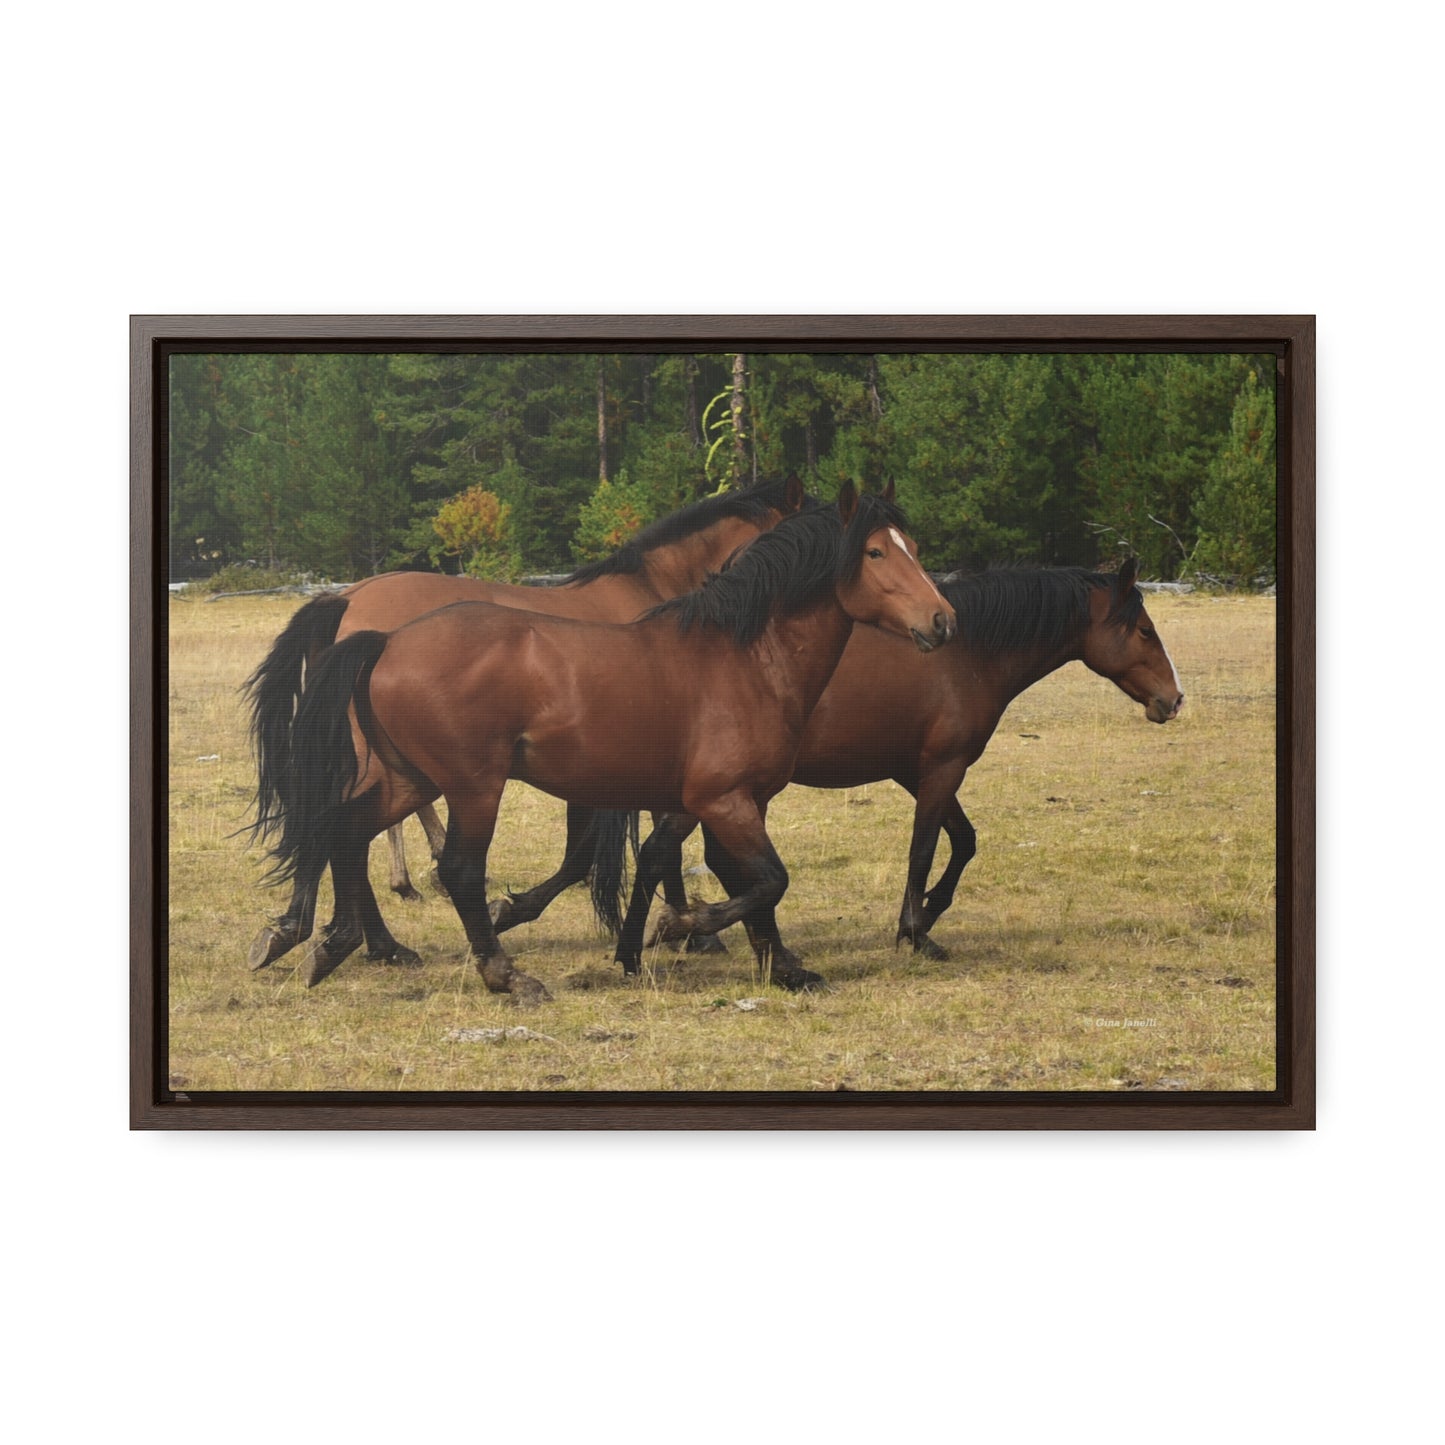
[386,823,424,903]
[491,802,594,935]
[615,813,695,975]
[386,805,451,903]
[416,803,451,898]
[303,796,420,986]
[360,867,422,969]
[305,862,422,986]
[248,871,320,969]
[419,802,447,858]
[301,842,368,989]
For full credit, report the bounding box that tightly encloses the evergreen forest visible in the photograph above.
[169,351,1276,585]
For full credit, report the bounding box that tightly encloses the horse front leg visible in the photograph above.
[650,797,824,992]
[895,771,967,962]
[654,814,726,954]
[438,784,552,1007]
[921,795,977,940]
[694,825,819,989]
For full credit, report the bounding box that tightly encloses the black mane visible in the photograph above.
[935,566,1143,654]
[648,491,912,645]
[563,477,819,585]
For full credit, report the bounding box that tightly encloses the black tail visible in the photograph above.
[589,809,641,936]
[243,592,349,842]
[267,630,388,887]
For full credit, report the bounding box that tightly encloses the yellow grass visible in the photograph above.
[167,590,1276,1092]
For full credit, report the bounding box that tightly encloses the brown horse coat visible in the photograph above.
[268,485,955,999]
[623,562,1185,962]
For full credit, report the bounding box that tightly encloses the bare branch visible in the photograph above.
[1147,513,1188,559]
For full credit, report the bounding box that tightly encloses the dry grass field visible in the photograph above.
[167,590,1276,1092]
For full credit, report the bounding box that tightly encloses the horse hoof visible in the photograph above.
[912,934,950,962]
[648,903,695,946]
[305,947,345,989]
[428,867,450,900]
[304,928,363,988]
[645,906,674,945]
[684,931,727,955]
[368,943,423,969]
[472,951,550,1004]
[769,947,826,993]
[248,923,297,971]
[489,895,517,931]
[394,884,424,904]
[774,967,828,993]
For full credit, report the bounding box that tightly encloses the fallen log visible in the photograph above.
[203,584,346,602]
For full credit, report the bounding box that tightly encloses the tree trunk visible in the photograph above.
[684,356,701,449]
[731,352,747,481]
[597,358,608,484]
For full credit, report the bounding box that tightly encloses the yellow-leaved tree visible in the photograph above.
[431,486,519,579]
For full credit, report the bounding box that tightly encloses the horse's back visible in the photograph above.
[337,570,647,638]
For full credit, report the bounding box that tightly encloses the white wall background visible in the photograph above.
[4,4,1438,1440]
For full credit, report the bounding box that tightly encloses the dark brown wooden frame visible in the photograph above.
[132,315,1314,1129]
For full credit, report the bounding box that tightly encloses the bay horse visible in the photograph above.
[263,483,955,1001]
[244,475,811,971]
[608,558,1184,967]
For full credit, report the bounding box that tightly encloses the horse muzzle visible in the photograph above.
[1146,693,1184,724]
[910,610,956,653]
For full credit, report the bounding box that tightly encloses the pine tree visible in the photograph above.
[168,355,239,575]
[1080,354,1251,576]
[1190,369,1277,581]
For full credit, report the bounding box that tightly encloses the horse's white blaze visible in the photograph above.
[888,527,934,587]
[1159,633,1183,697]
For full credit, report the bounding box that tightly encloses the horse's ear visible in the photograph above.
[783,472,805,513]
[837,478,858,525]
[1118,555,1139,593]
[882,476,896,503]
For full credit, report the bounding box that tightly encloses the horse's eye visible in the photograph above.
[868,547,885,559]
[1141,628,1156,641]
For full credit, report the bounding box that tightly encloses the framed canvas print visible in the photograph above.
[132,315,1314,1129]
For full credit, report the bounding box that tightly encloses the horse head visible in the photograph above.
[1080,558,1185,723]
[836,479,957,652]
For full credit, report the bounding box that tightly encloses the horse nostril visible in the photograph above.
[933,611,949,639]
